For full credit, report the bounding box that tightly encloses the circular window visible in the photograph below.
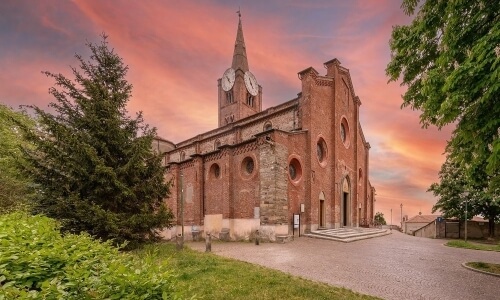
[340,124,346,142]
[340,117,350,148]
[241,157,255,177]
[264,122,272,131]
[210,163,221,179]
[288,158,302,183]
[316,137,327,166]
[246,159,254,174]
[317,143,323,161]
[289,164,297,180]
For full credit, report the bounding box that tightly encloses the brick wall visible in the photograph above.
[160,58,374,240]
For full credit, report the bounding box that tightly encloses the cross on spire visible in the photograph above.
[231,8,249,72]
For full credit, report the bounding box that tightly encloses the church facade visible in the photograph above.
[155,16,375,241]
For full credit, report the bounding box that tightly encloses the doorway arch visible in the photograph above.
[319,191,326,228]
[341,176,351,227]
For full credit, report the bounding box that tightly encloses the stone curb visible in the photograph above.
[461,262,500,278]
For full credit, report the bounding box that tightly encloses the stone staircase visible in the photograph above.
[304,227,391,243]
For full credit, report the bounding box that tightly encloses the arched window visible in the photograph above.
[210,163,221,179]
[263,122,272,131]
[247,94,254,107]
[226,91,233,104]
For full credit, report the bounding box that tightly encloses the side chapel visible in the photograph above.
[154,15,376,241]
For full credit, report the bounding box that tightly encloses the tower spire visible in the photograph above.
[231,10,249,72]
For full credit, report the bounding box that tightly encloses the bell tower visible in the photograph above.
[218,12,262,127]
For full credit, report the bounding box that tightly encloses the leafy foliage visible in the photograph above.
[0,212,183,299]
[0,104,35,212]
[15,35,173,244]
[430,157,471,219]
[374,212,387,226]
[430,155,499,236]
[387,0,500,234]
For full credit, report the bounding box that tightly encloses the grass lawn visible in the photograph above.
[134,243,380,300]
[465,262,500,275]
[446,240,500,252]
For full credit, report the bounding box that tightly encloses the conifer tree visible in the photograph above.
[18,35,173,244]
[0,104,35,212]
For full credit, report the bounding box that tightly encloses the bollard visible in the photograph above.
[205,233,212,252]
[255,230,260,245]
[176,233,183,250]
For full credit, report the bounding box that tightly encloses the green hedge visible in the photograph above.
[0,213,183,299]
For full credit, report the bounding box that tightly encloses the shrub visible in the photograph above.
[0,212,183,299]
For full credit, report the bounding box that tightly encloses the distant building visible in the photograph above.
[403,215,440,235]
[154,15,375,241]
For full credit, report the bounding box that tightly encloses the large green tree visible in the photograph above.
[0,104,35,212]
[17,35,173,244]
[374,212,387,226]
[430,155,499,236]
[429,156,470,219]
[387,0,499,231]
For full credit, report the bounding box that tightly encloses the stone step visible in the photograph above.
[304,228,391,243]
[311,229,386,238]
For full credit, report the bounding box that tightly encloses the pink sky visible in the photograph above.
[0,0,453,224]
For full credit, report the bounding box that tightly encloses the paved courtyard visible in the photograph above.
[188,231,500,300]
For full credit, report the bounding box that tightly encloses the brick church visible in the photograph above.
[154,15,375,241]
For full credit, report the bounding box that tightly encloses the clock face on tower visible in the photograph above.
[244,71,259,96]
[221,68,235,91]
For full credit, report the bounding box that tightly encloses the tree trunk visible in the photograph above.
[489,216,495,238]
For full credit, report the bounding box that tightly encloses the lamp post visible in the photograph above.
[463,191,469,243]
[177,172,184,250]
[400,203,403,231]
[390,208,392,231]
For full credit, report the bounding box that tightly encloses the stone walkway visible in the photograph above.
[187,231,500,300]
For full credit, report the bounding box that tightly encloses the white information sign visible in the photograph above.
[293,214,300,229]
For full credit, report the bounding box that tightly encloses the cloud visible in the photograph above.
[0,0,453,222]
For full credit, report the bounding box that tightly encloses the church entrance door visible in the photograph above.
[343,192,348,226]
[319,200,325,228]
[341,177,350,227]
[319,192,326,228]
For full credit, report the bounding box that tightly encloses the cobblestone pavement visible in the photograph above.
[188,231,500,300]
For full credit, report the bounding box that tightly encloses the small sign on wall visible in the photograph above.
[254,207,260,219]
